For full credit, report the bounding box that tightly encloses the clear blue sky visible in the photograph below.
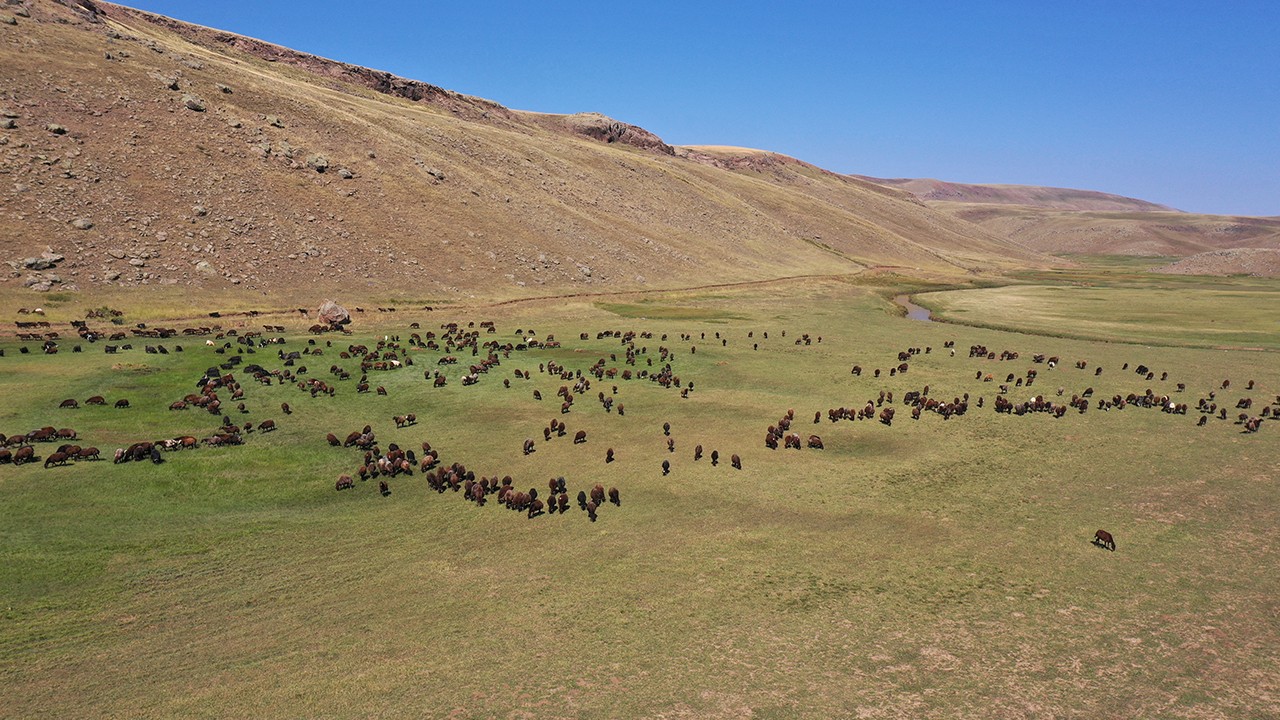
[122,1,1279,216]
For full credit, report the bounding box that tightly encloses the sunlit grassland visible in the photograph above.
[1,277,1278,718]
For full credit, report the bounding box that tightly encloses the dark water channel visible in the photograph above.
[893,294,933,321]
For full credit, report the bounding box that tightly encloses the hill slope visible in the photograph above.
[856,176,1176,213]
[0,0,1051,302]
[857,178,1280,258]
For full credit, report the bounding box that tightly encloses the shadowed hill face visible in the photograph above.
[0,0,1051,301]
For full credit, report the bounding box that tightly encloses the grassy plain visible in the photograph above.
[914,258,1280,349]
[1,274,1278,719]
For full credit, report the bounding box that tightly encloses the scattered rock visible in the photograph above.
[47,124,67,135]
[1,15,16,26]
[0,118,13,130]
[23,257,57,271]
[182,94,206,112]
[70,217,93,230]
[337,167,353,179]
[104,270,121,281]
[307,154,329,173]
[267,115,284,128]
[15,7,30,18]
[317,299,350,325]
[227,119,242,128]
[23,272,61,291]
[129,258,146,267]
[426,167,446,181]
[192,205,208,217]
[216,83,233,94]
[106,248,125,259]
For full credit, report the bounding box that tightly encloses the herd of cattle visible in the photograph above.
[2,307,1274,544]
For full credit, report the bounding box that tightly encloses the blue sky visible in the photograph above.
[123,1,1279,215]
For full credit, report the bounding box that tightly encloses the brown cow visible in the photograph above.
[44,452,70,468]
[1093,529,1116,551]
[114,399,130,409]
[608,487,620,506]
[808,435,824,449]
[14,446,35,465]
[586,500,598,522]
[573,430,587,444]
[59,399,79,409]
[731,454,742,470]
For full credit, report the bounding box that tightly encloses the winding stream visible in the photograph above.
[893,294,933,321]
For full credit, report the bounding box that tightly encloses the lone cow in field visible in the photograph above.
[1093,529,1116,552]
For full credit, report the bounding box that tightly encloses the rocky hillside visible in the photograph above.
[857,177,1280,258]
[1153,248,1280,278]
[0,0,1051,301]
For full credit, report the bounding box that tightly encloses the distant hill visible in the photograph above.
[855,176,1178,213]
[1153,248,1280,278]
[857,177,1280,258]
[0,0,1051,302]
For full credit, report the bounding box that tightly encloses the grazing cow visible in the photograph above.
[591,484,606,506]
[558,493,569,513]
[281,403,292,415]
[667,438,675,453]
[731,454,742,470]
[608,487,620,506]
[115,399,130,409]
[586,501,598,522]
[336,474,355,491]
[523,438,536,456]
[577,490,588,510]
[710,450,719,466]
[379,479,391,496]
[694,444,703,461]
[606,448,614,463]
[663,422,671,436]
[662,459,670,476]
[44,451,70,468]
[573,430,587,444]
[76,447,100,461]
[85,396,106,406]
[258,419,276,432]
[1093,529,1116,552]
[59,399,79,409]
[808,435,824,449]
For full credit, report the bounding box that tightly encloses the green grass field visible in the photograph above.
[2,274,1278,718]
